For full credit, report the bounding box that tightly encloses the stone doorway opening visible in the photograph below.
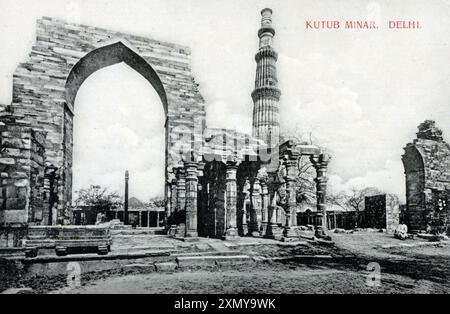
[68,42,168,215]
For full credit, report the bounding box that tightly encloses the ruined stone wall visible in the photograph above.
[0,118,33,225]
[4,17,205,223]
[364,194,400,232]
[402,120,450,232]
[385,194,400,233]
[0,114,47,246]
[364,194,387,229]
[29,130,47,225]
[0,119,47,219]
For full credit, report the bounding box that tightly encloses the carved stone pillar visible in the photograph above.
[238,178,250,236]
[173,168,186,237]
[310,153,331,238]
[176,168,186,214]
[260,180,269,235]
[249,179,262,236]
[167,178,177,233]
[242,199,249,236]
[224,162,239,239]
[265,173,283,239]
[283,157,299,239]
[184,162,198,237]
[170,178,177,214]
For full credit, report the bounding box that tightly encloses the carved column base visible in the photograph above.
[185,231,198,238]
[174,223,186,238]
[261,222,268,236]
[314,227,332,241]
[168,224,178,236]
[241,223,248,236]
[265,223,283,240]
[223,228,239,240]
[248,222,261,237]
[281,226,298,242]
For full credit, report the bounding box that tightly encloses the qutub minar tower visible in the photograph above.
[252,8,281,147]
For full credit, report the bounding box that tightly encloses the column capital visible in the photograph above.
[226,162,238,182]
[283,158,297,183]
[260,180,269,195]
[174,166,186,179]
[310,153,331,168]
[184,162,198,181]
[314,176,329,184]
[225,161,238,169]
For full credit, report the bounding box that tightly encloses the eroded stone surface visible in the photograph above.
[402,120,450,233]
[1,17,206,229]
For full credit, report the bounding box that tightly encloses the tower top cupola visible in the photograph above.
[258,8,276,48]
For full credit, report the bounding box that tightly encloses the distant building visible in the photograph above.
[364,194,400,233]
[73,196,164,228]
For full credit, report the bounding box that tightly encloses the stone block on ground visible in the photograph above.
[121,263,155,275]
[176,255,252,269]
[154,262,177,272]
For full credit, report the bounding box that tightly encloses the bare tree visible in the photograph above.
[295,155,316,204]
[279,129,319,206]
[341,187,383,227]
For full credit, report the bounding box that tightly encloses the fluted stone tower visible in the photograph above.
[252,8,281,147]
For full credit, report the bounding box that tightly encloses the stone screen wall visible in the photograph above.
[1,17,206,225]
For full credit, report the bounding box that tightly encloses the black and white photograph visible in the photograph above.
[0,0,449,302]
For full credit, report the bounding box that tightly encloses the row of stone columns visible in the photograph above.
[169,161,240,238]
[114,210,160,227]
[167,152,330,239]
[274,152,331,240]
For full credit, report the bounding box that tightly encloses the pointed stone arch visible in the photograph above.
[5,17,206,223]
[402,145,426,230]
[65,41,168,115]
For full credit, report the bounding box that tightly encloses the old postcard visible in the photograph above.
[0,0,449,302]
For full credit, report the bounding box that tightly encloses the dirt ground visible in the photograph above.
[51,231,450,294]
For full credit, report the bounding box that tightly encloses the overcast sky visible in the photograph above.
[1,0,449,202]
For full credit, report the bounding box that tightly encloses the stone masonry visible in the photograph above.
[1,17,206,228]
[0,9,332,245]
[364,194,400,233]
[402,120,450,232]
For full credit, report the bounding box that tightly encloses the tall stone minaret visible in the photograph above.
[252,8,281,147]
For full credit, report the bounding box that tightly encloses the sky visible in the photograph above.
[0,0,449,202]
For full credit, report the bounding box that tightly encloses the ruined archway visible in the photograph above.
[65,41,169,209]
[65,41,168,114]
[402,145,426,230]
[3,17,206,225]
[71,61,166,205]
